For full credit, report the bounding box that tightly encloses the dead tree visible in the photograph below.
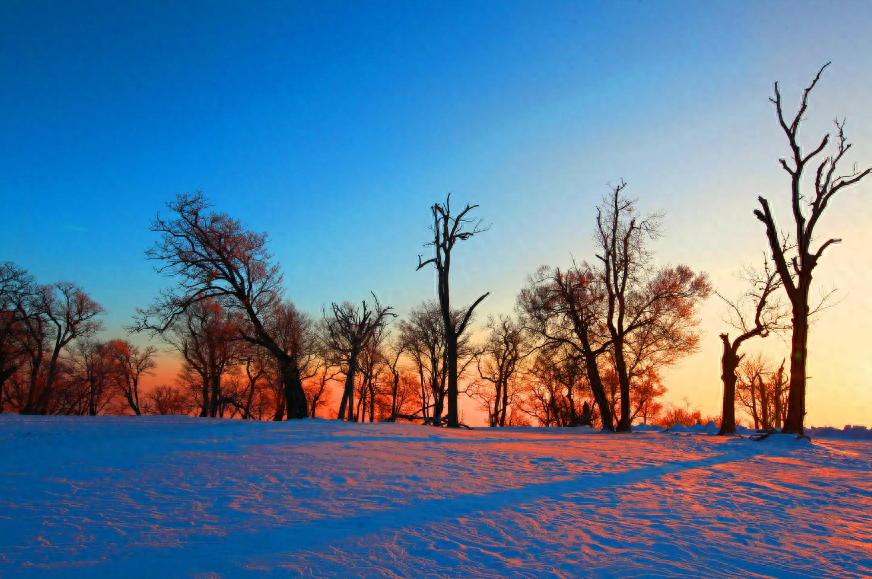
[417,194,489,428]
[754,63,871,434]
[716,258,786,435]
[325,294,394,422]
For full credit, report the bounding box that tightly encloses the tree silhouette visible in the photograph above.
[134,192,311,419]
[417,195,489,427]
[716,258,786,435]
[754,63,871,435]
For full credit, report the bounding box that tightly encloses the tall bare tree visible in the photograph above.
[134,192,309,419]
[754,63,871,434]
[595,183,710,431]
[417,195,489,428]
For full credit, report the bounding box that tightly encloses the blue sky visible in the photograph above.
[2,0,871,425]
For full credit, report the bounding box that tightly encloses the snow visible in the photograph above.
[1,417,870,578]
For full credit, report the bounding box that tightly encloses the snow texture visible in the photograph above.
[1,416,870,578]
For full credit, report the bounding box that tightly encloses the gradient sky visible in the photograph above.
[2,0,871,426]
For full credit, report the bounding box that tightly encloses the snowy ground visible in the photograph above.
[1,417,870,578]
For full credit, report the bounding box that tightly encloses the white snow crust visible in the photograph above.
[1,416,870,578]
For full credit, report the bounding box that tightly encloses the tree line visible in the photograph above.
[1,64,867,435]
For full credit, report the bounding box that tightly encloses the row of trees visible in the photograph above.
[3,65,866,434]
[0,264,158,415]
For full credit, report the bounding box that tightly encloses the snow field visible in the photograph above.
[1,416,870,578]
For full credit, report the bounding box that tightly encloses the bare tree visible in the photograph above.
[159,298,242,417]
[134,192,310,419]
[519,264,615,430]
[0,263,35,402]
[595,183,711,431]
[144,384,196,416]
[473,314,529,427]
[417,194,489,428]
[754,63,871,435]
[107,339,158,416]
[398,301,475,424]
[21,282,104,415]
[716,258,787,435]
[736,354,788,430]
[324,294,395,422]
[518,343,592,427]
[68,340,117,416]
[265,300,319,420]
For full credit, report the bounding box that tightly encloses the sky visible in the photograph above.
[2,0,871,427]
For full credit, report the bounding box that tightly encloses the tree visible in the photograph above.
[595,182,710,431]
[324,294,394,422]
[0,263,34,400]
[473,315,529,427]
[144,384,196,416]
[21,282,104,415]
[519,264,615,430]
[417,195,489,428]
[265,300,319,420]
[518,343,592,427]
[754,63,871,435]
[159,298,242,417]
[68,340,117,416]
[134,192,310,419]
[716,259,786,435]
[106,339,158,416]
[398,301,475,423]
[736,354,788,430]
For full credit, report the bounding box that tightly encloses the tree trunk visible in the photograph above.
[718,336,739,436]
[280,359,308,420]
[758,372,770,430]
[273,392,285,421]
[613,338,632,432]
[782,309,808,435]
[445,332,459,427]
[582,346,614,432]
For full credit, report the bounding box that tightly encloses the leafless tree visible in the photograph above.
[595,182,711,431]
[736,354,788,430]
[68,340,118,416]
[324,294,395,422]
[472,315,529,427]
[106,339,158,416]
[716,258,787,435]
[144,384,196,416]
[158,298,242,417]
[0,263,35,404]
[518,343,592,427]
[376,336,417,421]
[265,300,319,420]
[398,300,475,424]
[134,192,311,418]
[754,63,871,434]
[20,282,104,415]
[518,264,615,430]
[417,194,489,428]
